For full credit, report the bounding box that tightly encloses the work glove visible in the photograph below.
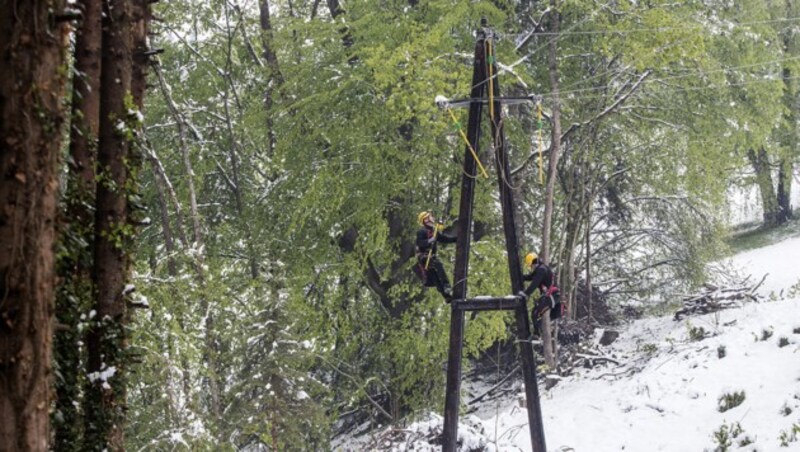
[427,236,436,245]
[435,223,445,232]
[517,290,528,300]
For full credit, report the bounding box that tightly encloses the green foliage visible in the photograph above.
[712,421,747,452]
[718,390,747,412]
[686,321,706,342]
[125,0,800,447]
[778,423,800,447]
[640,343,658,355]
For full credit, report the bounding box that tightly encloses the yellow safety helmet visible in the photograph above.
[418,211,432,226]
[524,252,538,268]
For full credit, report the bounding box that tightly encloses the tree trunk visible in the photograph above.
[776,158,792,223]
[149,149,178,275]
[0,1,68,449]
[130,0,151,108]
[152,58,222,432]
[585,196,593,321]
[777,18,796,223]
[746,147,779,227]
[154,59,221,433]
[84,0,134,448]
[54,0,103,447]
[327,0,355,62]
[260,0,283,158]
[540,0,561,369]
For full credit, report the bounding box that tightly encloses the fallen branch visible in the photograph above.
[749,273,768,294]
[468,364,520,405]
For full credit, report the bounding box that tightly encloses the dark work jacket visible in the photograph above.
[523,263,555,297]
[416,226,456,258]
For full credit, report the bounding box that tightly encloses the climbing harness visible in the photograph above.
[424,225,438,270]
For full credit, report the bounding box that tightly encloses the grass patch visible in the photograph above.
[640,343,658,355]
[726,217,800,255]
[687,321,706,342]
[718,391,746,412]
[712,421,747,451]
[778,423,799,447]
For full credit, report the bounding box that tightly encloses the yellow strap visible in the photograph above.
[447,108,489,178]
[424,226,438,270]
[537,103,544,185]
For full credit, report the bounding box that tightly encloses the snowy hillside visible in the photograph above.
[336,234,800,451]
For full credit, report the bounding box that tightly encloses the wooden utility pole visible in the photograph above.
[441,19,546,452]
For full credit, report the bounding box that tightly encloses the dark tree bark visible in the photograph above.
[260,0,283,159]
[746,147,779,227]
[777,23,796,224]
[130,0,151,108]
[327,0,355,62]
[776,158,792,223]
[260,1,283,86]
[83,0,135,448]
[54,0,103,447]
[0,1,69,449]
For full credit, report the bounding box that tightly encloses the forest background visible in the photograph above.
[0,0,798,450]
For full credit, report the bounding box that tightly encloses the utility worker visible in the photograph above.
[519,252,561,336]
[415,211,456,301]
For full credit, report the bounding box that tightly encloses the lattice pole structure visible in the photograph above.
[441,19,547,452]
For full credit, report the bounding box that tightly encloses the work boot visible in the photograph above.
[442,285,453,301]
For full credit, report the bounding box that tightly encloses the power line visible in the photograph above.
[539,74,800,104]
[548,55,800,98]
[502,13,800,90]
[516,16,800,37]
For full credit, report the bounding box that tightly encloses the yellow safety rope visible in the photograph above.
[446,107,489,179]
[537,102,544,185]
[424,225,439,270]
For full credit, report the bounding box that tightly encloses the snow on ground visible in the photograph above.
[336,233,800,451]
[524,299,800,452]
[730,235,800,298]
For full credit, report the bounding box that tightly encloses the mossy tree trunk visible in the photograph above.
[54,0,102,447]
[84,0,136,448]
[0,0,69,449]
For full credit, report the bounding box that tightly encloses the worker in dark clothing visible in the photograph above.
[519,252,561,336]
[414,211,457,301]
